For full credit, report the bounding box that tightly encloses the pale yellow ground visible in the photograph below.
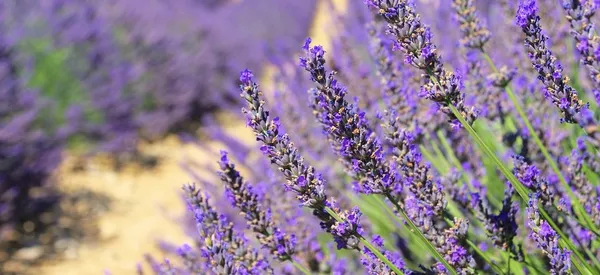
[34,1,347,274]
[36,118,255,275]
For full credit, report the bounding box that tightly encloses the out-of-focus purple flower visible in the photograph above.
[368,22,420,134]
[365,0,478,126]
[451,0,491,50]
[517,0,590,124]
[567,139,600,226]
[382,116,447,215]
[0,13,66,266]
[473,183,520,257]
[526,193,572,275]
[561,0,600,99]
[404,197,476,273]
[360,234,409,275]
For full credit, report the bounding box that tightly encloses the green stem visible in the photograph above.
[481,52,600,238]
[506,251,511,275]
[434,130,503,208]
[448,104,596,274]
[383,195,459,275]
[291,259,312,275]
[323,207,405,275]
[376,194,504,274]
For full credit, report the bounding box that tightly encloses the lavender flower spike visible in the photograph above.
[239,69,361,250]
[526,193,572,275]
[561,0,600,95]
[218,151,296,261]
[365,0,478,126]
[183,184,272,274]
[512,156,555,207]
[451,0,491,50]
[516,0,588,124]
[300,38,400,197]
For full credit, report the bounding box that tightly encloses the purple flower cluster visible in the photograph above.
[184,184,272,274]
[513,156,556,206]
[567,140,600,226]
[451,0,491,50]
[472,183,520,256]
[526,194,572,275]
[240,69,361,249]
[365,0,478,126]
[4,0,317,159]
[218,151,297,261]
[561,0,600,98]
[300,38,400,196]
[517,0,589,124]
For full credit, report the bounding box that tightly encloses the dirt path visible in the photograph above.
[37,118,255,274]
[38,137,200,274]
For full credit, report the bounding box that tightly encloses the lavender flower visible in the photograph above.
[561,0,600,97]
[404,197,476,274]
[473,183,520,257]
[451,0,491,50]
[360,235,409,275]
[239,69,361,250]
[368,22,420,133]
[383,116,447,215]
[567,140,600,225]
[184,184,272,274]
[512,156,556,206]
[300,38,399,196]
[516,0,588,124]
[526,193,572,275]
[218,151,296,261]
[365,0,478,126]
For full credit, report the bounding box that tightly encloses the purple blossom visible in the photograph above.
[301,38,401,196]
[360,234,409,275]
[473,183,520,257]
[239,69,363,250]
[517,0,590,125]
[365,0,478,126]
[217,151,297,261]
[512,156,556,206]
[526,193,572,275]
[404,197,476,273]
[184,184,273,274]
[451,0,491,50]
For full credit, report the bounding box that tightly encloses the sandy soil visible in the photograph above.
[35,118,254,275]
[34,0,347,273]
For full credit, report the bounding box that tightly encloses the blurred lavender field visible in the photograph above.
[0,0,317,273]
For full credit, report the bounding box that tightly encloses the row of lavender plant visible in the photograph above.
[2,0,317,161]
[144,0,600,274]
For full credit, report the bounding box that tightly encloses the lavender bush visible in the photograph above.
[0,6,70,270]
[2,0,316,162]
[145,0,600,274]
